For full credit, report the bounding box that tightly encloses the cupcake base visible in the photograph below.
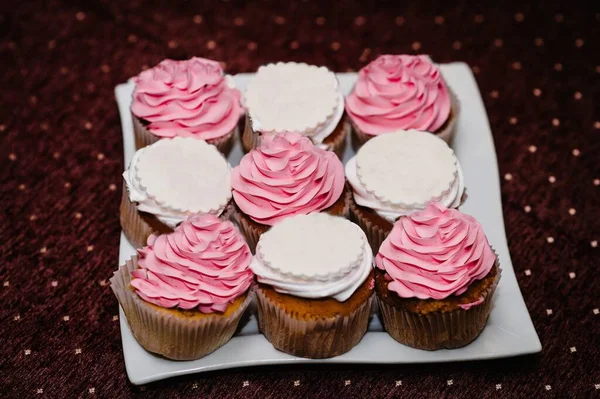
[376,261,501,350]
[233,185,351,253]
[241,114,348,159]
[255,271,374,358]
[120,183,233,249]
[132,113,236,157]
[110,256,253,360]
[350,87,460,151]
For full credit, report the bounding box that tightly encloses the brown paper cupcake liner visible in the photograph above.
[120,182,234,249]
[350,87,460,151]
[377,262,502,350]
[255,287,373,358]
[110,256,253,360]
[233,187,351,254]
[241,114,347,158]
[348,196,391,255]
[132,112,236,157]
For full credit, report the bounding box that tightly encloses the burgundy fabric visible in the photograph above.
[1,1,599,398]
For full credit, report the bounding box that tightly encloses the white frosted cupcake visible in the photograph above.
[252,213,374,358]
[120,137,232,248]
[242,62,348,158]
[346,130,466,252]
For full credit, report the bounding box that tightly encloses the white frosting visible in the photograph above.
[346,130,465,222]
[251,213,372,302]
[123,137,231,227]
[245,62,344,145]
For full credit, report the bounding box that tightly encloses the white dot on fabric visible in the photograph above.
[547,237,554,243]
[524,205,532,213]
[568,208,576,215]
[529,145,537,153]
[546,309,553,315]
[569,272,576,279]
[504,173,513,181]
[549,176,556,183]
[525,269,531,276]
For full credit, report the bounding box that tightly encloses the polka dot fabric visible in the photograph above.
[1,1,598,397]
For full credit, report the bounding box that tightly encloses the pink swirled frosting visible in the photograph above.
[231,132,345,226]
[130,214,253,313]
[346,55,451,135]
[131,57,243,140]
[375,203,495,300]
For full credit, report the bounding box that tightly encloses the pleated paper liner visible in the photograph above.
[349,190,468,255]
[110,256,253,361]
[255,286,374,359]
[232,186,352,254]
[120,182,234,249]
[241,114,348,159]
[131,112,236,157]
[350,87,461,151]
[377,261,502,350]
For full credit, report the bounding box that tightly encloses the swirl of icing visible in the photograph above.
[231,132,345,226]
[375,203,495,300]
[130,214,254,312]
[131,57,243,140]
[345,55,451,135]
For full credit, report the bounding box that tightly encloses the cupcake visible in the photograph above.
[131,57,243,156]
[242,62,347,158]
[251,213,374,358]
[231,132,349,253]
[375,203,501,350]
[110,214,254,360]
[346,130,465,253]
[345,55,460,150]
[120,137,232,248]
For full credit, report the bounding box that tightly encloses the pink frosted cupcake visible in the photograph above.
[375,203,501,350]
[231,132,349,252]
[131,57,243,156]
[346,55,459,149]
[110,214,254,360]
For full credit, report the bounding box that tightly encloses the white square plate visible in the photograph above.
[114,63,541,385]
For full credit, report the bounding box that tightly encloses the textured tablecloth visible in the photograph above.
[1,1,598,398]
